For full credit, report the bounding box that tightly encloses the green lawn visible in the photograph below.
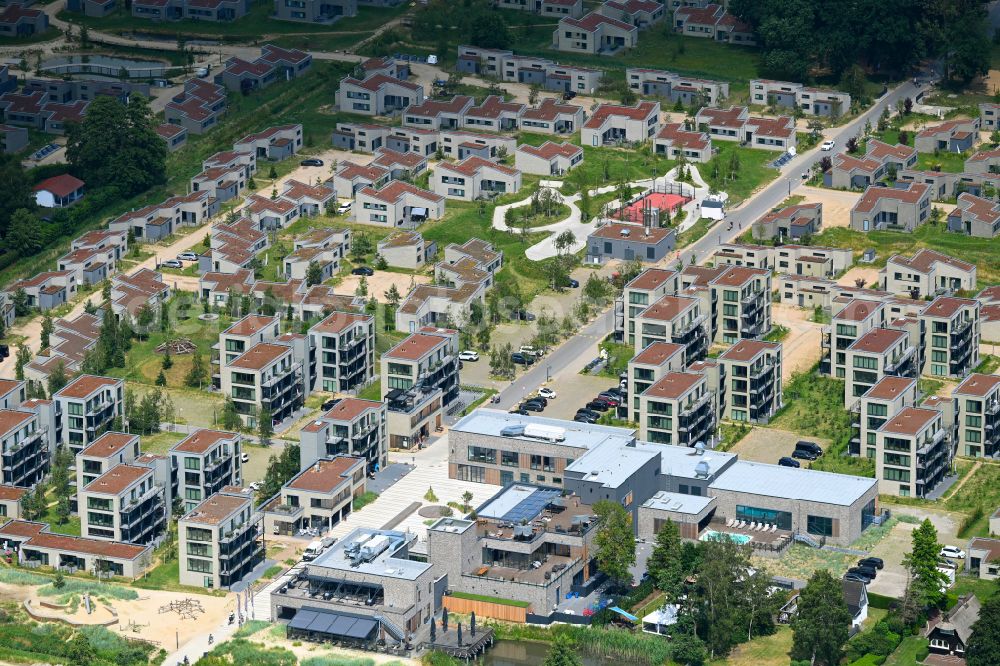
[810,223,1000,287]
[677,217,716,249]
[59,3,408,44]
[132,559,225,596]
[769,366,874,477]
[941,462,1000,537]
[139,430,186,455]
[915,150,971,174]
[716,626,792,666]
[357,380,381,401]
[882,636,928,666]
[39,508,81,537]
[702,142,782,205]
[505,202,571,229]
[448,591,531,608]
[952,573,1000,602]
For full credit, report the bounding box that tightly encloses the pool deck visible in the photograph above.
[702,521,791,546]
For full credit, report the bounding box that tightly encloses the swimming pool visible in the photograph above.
[699,530,752,545]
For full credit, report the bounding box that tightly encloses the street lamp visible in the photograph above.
[546,365,551,382]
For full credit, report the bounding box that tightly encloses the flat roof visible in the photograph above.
[309,528,431,581]
[451,409,635,451]
[477,485,562,522]
[635,442,737,480]
[82,464,151,496]
[55,374,119,399]
[79,432,138,460]
[708,460,876,507]
[565,441,660,488]
[641,490,715,515]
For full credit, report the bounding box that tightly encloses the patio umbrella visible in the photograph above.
[430,619,436,643]
[470,611,476,637]
[442,607,448,632]
[457,622,463,647]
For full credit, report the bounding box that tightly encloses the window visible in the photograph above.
[468,446,496,464]
[883,468,910,482]
[186,527,212,542]
[187,542,212,557]
[736,505,791,530]
[87,497,112,511]
[456,465,484,483]
[806,515,833,537]
[185,488,202,501]
[883,452,910,467]
[184,457,201,471]
[932,334,947,348]
[867,403,887,417]
[966,399,983,414]
[853,356,877,370]
[187,558,212,574]
[966,430,982,443]
[501,450,519,467]
[967,415,982,428]
[87,512,113,527]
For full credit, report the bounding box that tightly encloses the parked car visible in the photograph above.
[845,568,872,583]
[248,481,262,492]
[509,407,529,415]
[858,557,884,570]
[241,452,250,463]
[459,350,479,361]
[850,565,877,579]
[177,251,198,262]
[512,310,536,322]
[562,91,576,100]
[337,201,352,214]
[161,259,182,269]
[940,545,966,559]
[560,277,580,288]
[791,448,818,461]
[576,408,600,420]
[519,345,542,358]
[0,345,9,359]
[538,387,557,399]
[597,392,622,406]
[795,441,823,457]
[778,457,801,468]
[574,414,597,424]
[321,398,338,410]
[843,573,869,585]
[525,395,547,407]
[511,352,534,365]
[300,158,324,167]
[351,266,374,276]
[821,140,835,151]
[520,401,544,412]
[427,55,439,64]
[586,400,611,412]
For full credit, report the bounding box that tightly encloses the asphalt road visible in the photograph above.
[491,76,928,413]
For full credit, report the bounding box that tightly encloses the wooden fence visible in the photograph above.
[441,596,529,623]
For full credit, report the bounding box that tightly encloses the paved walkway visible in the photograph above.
[491,166,713,261]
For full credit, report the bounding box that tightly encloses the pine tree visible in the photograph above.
[185,349,208,388]
[162,347,173,370]
[40,314,53,350]
[155,370,167,386]
[791,570,853,665]
[646,519,684,601]
[14,344,31,380]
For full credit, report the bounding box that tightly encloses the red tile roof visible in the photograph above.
[34,174,84,198]
[172,429,237,455]
[287,456,363,493]
[584,101,658,129]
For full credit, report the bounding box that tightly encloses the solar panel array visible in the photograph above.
[288,608,377,640]
[502,487,561,524]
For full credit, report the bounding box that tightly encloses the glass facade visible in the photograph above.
[736,505,791,530]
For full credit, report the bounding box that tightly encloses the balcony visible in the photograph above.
[740,323,767,339]
[885,345,916,376]
[121,484,163,513]
[219,515,260,545]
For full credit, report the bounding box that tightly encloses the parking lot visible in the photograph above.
[730,426,829,465]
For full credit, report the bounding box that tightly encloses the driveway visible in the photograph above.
[730,427,829,464]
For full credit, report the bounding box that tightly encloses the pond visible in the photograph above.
[40,54,169,79]
[480,640,616,666]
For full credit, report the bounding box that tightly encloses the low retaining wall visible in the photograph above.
[23,598,119,628]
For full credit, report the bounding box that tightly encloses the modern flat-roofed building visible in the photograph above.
[169,429,243,513]
[261,455,365,535]
[638,371,717,446]
[220,340,307,428]
[79,463,166,545]
[272,528,435,647]
[299,398,386,473]
[718,340,782,424]
[705,460,878,546]
[875,407,952,498]
[0,409,49,488]
[919,296,980,379]
[749,79,851,117]
[382,328,459,449]
[586,222,676,264]
[952,373,1000,458]
[428,485,599,616]
[54,375,123,454]
[849,376,917,458]
[581,101,659,146]
[431,155,521,201]
[178,489,264,589]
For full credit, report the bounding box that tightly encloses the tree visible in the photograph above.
[221,397,242,431]
[11,288,29,317]
[40,314,53,350]
[845,137,859,154]
[903,97,913,115]
[904,518,949,610]
[14,344,31,380]
[306,260,323,286]
[257,443,300,502]
[356,275,368,297]
[469,12,512,49]
[646,519,684,601]
[791,569,852,665]
[258,407,274,446]
[162,347,173,370]
[136,303,155,339]
[47,361,68,396]
[185,349,208,388]
[49,446,73,525]
[541,634,581,666]
[155,370,167,386]
[7,208,42,256]
[528,84,540,106]
[66,94,166,197]
[966,582,1000,666]
[461,490,473,512]
[592,500,635,587]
